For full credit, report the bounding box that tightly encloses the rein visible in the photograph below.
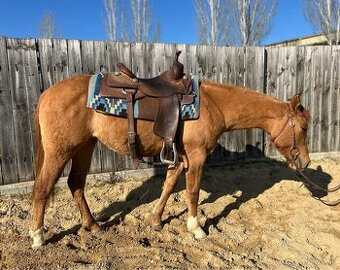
[271,104,340,206]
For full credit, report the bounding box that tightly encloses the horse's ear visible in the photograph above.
[289,94,304,112]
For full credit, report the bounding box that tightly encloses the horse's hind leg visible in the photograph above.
[31,151,71,247]
[147,162,184,228]
[67,139,100,233]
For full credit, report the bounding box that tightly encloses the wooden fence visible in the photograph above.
[0,37,339,185]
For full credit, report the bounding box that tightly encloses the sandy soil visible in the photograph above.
[0,157,339,269]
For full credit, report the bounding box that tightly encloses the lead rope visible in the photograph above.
[296,170,340,206]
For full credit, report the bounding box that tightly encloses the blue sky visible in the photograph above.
[0,0,314,45]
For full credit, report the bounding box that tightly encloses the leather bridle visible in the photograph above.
[270,105,301,169]
[271,104,340,206]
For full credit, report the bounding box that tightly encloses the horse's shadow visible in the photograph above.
[47,145,333,244]
[201,167,332,231]
[96,145,333,231]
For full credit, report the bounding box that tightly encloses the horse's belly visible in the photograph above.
[92,113,163,156]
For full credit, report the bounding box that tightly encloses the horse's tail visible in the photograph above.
[34,101,44,181]
[32,101,56,205]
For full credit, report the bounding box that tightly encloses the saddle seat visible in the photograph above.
[116,63,191,98]
[99,51,193,166]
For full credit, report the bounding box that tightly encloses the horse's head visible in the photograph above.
[271,94,311,170]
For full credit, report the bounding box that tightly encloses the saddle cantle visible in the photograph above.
[99,51,194,166]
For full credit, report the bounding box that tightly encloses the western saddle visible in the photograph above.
[99,51,194,166]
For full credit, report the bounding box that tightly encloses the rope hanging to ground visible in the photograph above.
[296,170,340,206]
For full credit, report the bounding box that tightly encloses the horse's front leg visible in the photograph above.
[185,151,207,239]
[147,162,184,228]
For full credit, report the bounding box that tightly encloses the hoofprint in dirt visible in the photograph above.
[0,158,339,269]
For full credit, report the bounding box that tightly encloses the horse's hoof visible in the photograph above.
[187,216,207,239]
[153,224,163,231]
[29,228,45,248]
[191,227,207,239]
[145,212,162,229]
[89,223,102,234]
[83,222,102,234]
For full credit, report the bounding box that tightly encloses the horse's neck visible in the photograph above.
[202,82,287,134]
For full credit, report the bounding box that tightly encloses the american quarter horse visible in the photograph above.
[29,75,311,247]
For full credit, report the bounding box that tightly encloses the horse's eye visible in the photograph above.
[301,127,308,133]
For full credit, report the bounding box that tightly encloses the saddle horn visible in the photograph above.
[171,51,185,81]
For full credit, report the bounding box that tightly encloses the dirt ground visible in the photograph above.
[0,157,339,269]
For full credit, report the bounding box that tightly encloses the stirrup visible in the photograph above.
[160,142,178,165]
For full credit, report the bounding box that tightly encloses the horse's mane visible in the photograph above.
[201,81,311,121]
[201,80,274,100]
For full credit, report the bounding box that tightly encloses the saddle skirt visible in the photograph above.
[86,73,200,121]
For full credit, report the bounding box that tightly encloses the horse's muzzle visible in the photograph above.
[296,156,311,171]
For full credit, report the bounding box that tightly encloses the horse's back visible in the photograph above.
[39,75,91,108]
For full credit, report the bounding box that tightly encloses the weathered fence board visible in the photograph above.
[38,39,53,89]
[81,40,95,74]
[67,39,82,76]
[320,46,331,152]
[333,47,340,152]
[327,47,337,151]
[0,38,339,185]
[0,37,17,184]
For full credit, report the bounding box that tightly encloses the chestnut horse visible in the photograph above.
[29,75,311,247]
